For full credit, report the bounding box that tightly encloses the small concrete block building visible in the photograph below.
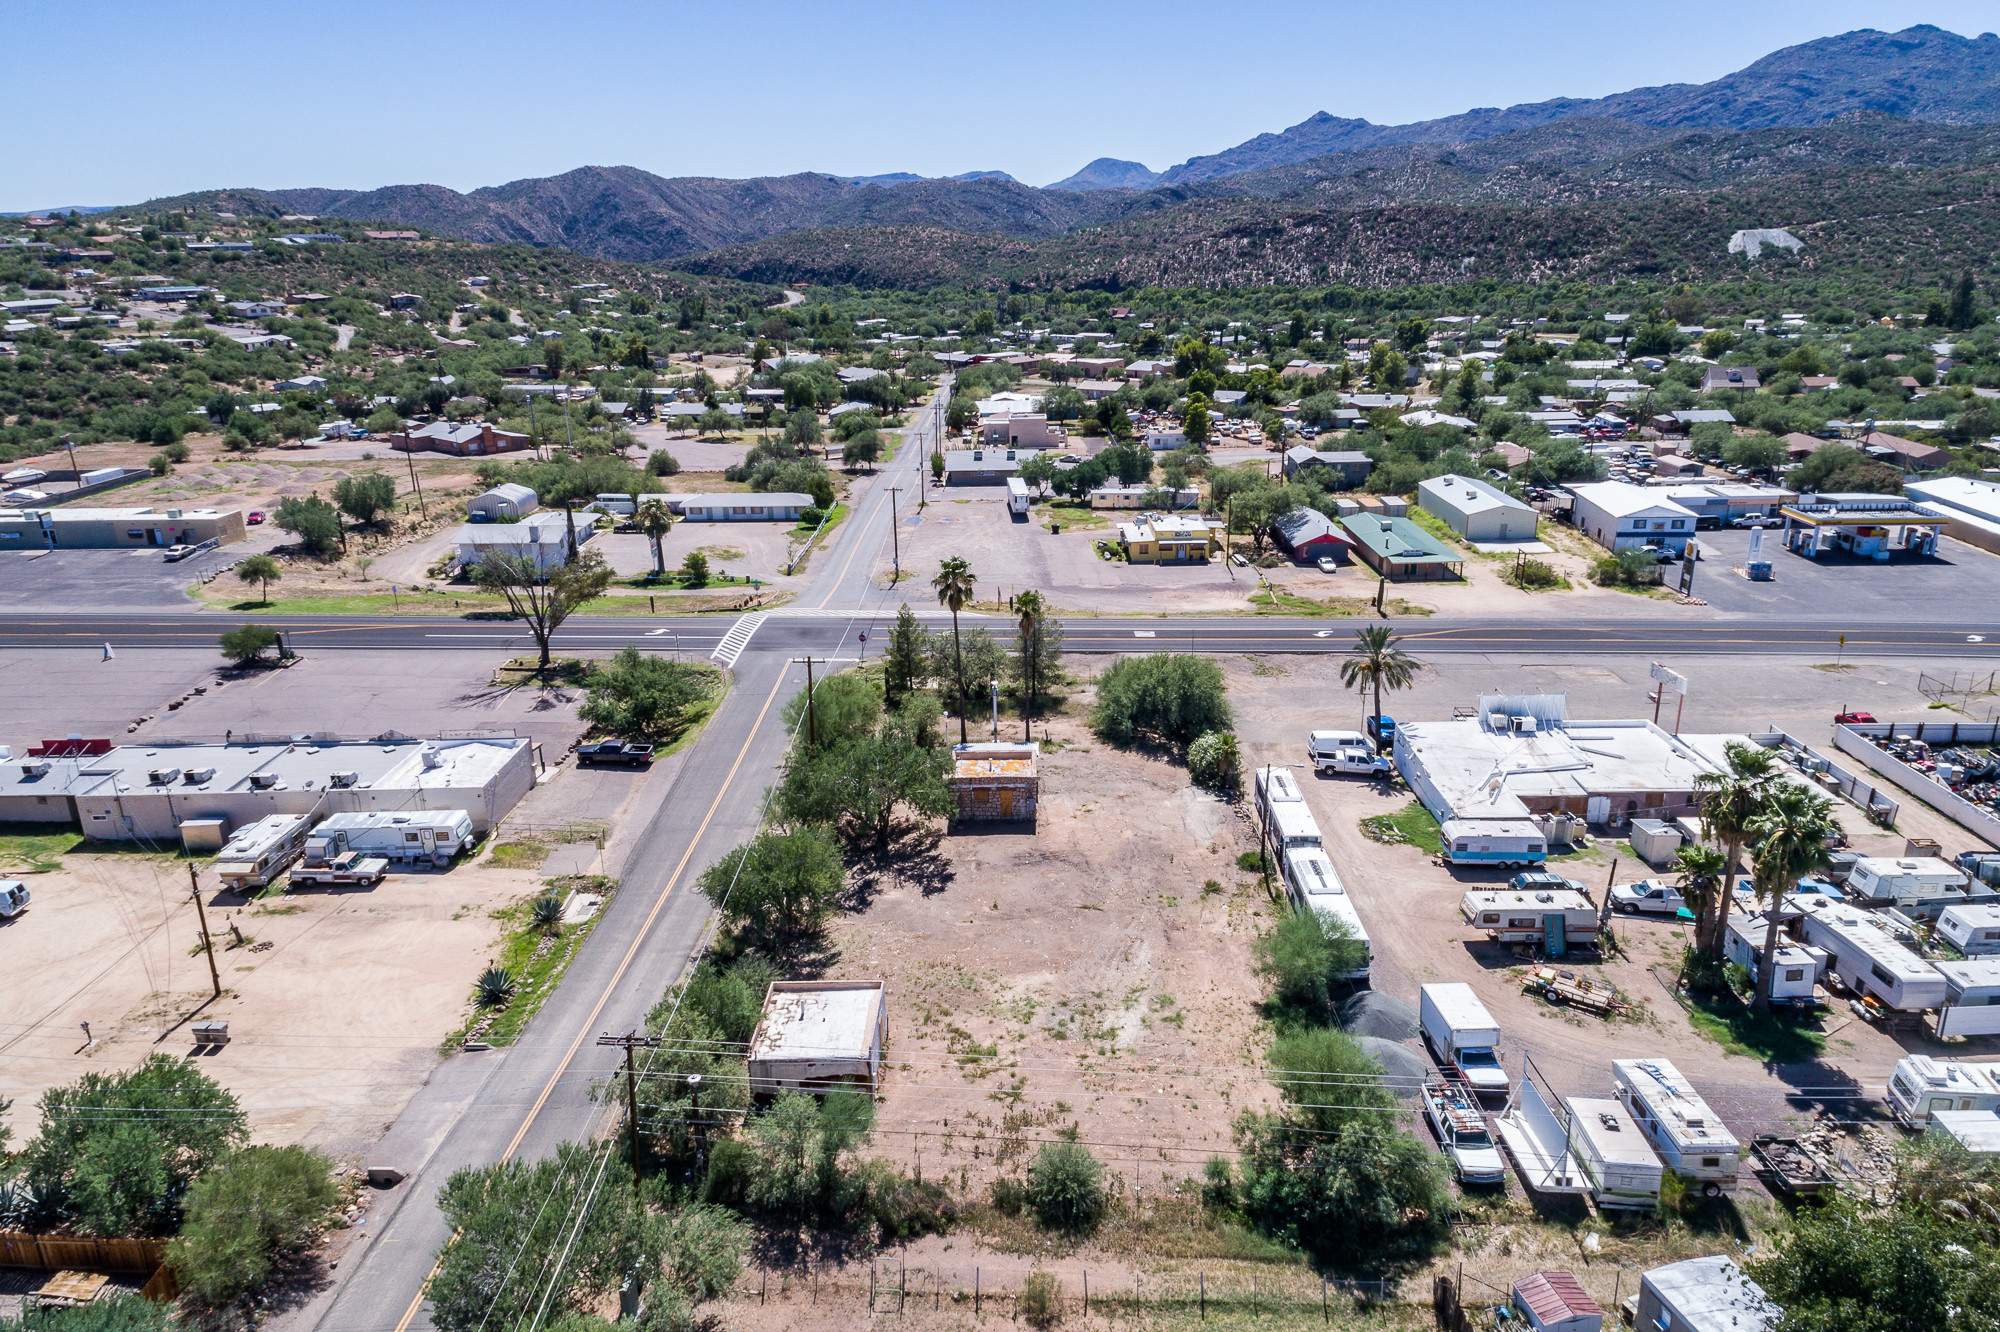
[747,981,887,1094]
[949,742,1038,822]
[0,506,245,550]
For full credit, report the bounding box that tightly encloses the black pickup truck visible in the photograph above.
[576,740,655,767]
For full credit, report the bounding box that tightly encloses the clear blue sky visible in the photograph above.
[7,1,1996,209]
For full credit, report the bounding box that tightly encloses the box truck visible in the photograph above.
[1280,847,1369,981]
[1007,477,1031,515]
[1612,1059,1742,1196]
[213,813,312,889]
[1419,983,1509,1094]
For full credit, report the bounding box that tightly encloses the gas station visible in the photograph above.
[1778,493,1946,561]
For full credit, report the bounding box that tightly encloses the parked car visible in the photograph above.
[1835,711,1878,725]
[1315,556,1340,574]
[0,879,29,918]
[247,510,266,525]
[1610,878,1689,915]
[1509,870,1583,896]
[1731,514,1775,528]
[162,544,194,561]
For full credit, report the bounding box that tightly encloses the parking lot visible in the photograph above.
[0,541,268,609]
[1688,528,2000,618]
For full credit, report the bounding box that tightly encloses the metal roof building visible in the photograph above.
[747,981,887,1094]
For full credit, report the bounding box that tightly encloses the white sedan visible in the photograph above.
[1609,878,1689,915]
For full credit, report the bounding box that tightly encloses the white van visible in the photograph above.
[1307,730,1391,776]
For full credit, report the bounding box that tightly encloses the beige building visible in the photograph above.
[0,505,245,550]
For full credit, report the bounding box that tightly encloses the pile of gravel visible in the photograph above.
[1353,1036,1430,1093]
[1337,990,1419,1042]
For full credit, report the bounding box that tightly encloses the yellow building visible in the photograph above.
[1116,513,1223,563]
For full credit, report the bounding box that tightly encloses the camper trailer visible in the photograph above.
[1938,904,2000,956]
[212,813,312,889]
[1935,960,2000,1038]
[1846,856,1970,906]
[1567,1097,1665,1210]
[303,810,475,865]
[1795,899,1946,1012]
[1262,800,1324,851]
[1439,818,1547,868]
[1612,1059,1742,1196]
[1724,914,1827,1003]
[1460,888,1600,948]
[1887,1055,2000,1127]
[1253,765,1306,814]
[1280,847,1370,981]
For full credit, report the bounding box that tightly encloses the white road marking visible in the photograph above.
[1133,630,1155,638]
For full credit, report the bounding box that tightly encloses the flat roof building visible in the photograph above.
[1566,481,1698,553]
[0,735,534,842]
[678,492,811,522]
[747,980,887,1094]
[1636,1257,1777,1332]
[1117,513,1222,564]
[1906,475,2000,557]
[454,512,594,570]
[1779,493,1945,561]
[943,448,1043,485]
[948,742,1037,822]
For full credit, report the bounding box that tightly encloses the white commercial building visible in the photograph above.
[453,512,593,570]
[747,980,887,1093]
[0,735,534,842]
[1907,474,2000,556]
[1417,474,1537,542]
[1566,480,1699,553]
[677,492,812,522]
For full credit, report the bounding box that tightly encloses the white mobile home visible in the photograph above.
[1935,959,2000,1037]
[213,813,311,889]
[1280,848,1370,981]
[1929,1109,2000,1157]
[1887,1055,2000,1126]
[1939,903,2000,955]
[1612,1059,1742,1196]
[1568,1096,1664,1210]
[304,810,475,864]
[1460,888,1599,947]
[1795,899,1946,1011]
[1846,856,1970,905]
[1724,914,1826,1003]
[1439,818,1548,868]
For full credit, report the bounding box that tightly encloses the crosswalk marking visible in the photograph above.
[710,612,768,667]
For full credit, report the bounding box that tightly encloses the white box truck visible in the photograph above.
[304,810,474,865]
[1568,1096,1664,1210]
[213,813,312,889]
[1007,477,1031,515]
[1419,983,1509,1094]
[1612,1058,1742,1196]
[1888,1055,2000,1127]
[1280,847,1369,981]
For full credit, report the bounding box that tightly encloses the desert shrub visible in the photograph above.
[1256,912,1366,1013]
[1592,547,1663,588]
[1186,730,1241,790]
[579,646,717,738]
[1019,1272,1064,1329]
[1505,557,1564,589]
[1026,1141,1106,1234]
[166,1145,342,1306]
[1091,653,1232,748]
[648,449,681,476]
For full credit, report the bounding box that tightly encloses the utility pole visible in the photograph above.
[61,434,80,494]
[187,862,221,999]
[887,486,903,581]
[403,443,427,520]
[596,1031,661,1190]
[793,656,827,747]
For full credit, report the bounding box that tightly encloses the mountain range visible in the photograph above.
[135,25,2000,287]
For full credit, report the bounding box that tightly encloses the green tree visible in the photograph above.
[1692,740,1780,957]
[1338,625,1421,734]
[1723,433,1787,472]
[742,1090,873,1225]
[1749,1196,2000,1332]
[473,548,614,672]
[1184,398,1210,446]
[930,449,945,482]
[1256,911,1365,1014]
[680,549,710,587]
[20,1053,247,1236]
[1671,843,1729,967]
[933,556,977,745]
[1749,783,1839,1011]
[1091,653,1232,748]
[1232,1113,1447,1262]
[1013,589,1063,738]
[840,431,881,470]
[1026,1141,1106,1234]
[234,554,282,604]
[634,497,674,575]
[776,701,953,854]
[579,647,716,738]
[166,1145,342,1307]
[1950,269,1979,331]
[1265,1026,1399,1133]
[274,494,342,555]
[220,623,280,665]
[883,604,929,704]
[697,826,845,951]
[785,670,884,753]
[332,472,396,525]
[543,339,564,377]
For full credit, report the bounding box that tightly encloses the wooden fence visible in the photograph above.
[0,1233,167,1276]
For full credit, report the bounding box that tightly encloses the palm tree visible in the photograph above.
[1017,589,1044,742]
[933,556,976,744]
[635,498,674,576]
[1747,783,1838,1013]
[1692,741,1781,958]
[1337,624,1420,736]
[1670,844,1728,963]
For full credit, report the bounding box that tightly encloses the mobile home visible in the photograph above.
[212,813,311,889]
[1460,888,1599,948]
[1612,1059,1742,1196]
[1928,1109,2000,1158]
[1724,913,1827,1003]
[1887,1055,2000,1126]
[303,809,475,864]
[1938,903,2000,956]
[1935,959,2000,1038]
[1253,765,1306,815]
[1846,856,1969,905]
[1439,817,1547,868]
[1280,847,1370,981]
[1795,898,1946,1011]
[1568,1096,1665,1210]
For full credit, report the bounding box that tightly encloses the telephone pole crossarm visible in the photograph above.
[598,1032,662,1187]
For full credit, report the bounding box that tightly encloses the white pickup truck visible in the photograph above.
[1308,730,1392,777]
[1610,878,1690,916]
[1422,1080,1505,1184]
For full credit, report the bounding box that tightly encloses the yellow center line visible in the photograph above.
[387,666,789,1332]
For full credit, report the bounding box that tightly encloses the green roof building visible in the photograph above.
[1338,513,1464,581]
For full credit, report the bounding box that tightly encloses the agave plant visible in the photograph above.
[477,966,518,1008]
[0,1176,49,1230]
[530,894,565,935]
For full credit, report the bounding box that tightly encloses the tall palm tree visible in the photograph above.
[635,498,674,577]
[1747,783,1838,1012]
[933,556,976,744]
[1337,625,1420,736]
[1692,741,1781,957]
[1671,843,1728,943]
[1016,589,1046,742]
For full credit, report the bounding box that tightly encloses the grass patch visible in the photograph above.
[0,824,87,873]
[1236,850,1267,873]
[1360,800,1444,855]
[486,841,553,871]
[205,589,759,617]
[693,545,747,561]
[1686,996,1829,1062]
[451,877,616,1048]
[618,570,758,590]
[791,501,849,538]
[1033,501,1111,531]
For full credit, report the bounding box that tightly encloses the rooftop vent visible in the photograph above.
[20,760,50,778]
[328,771,359,788]
[248,772,280,789]
[147,768,182,786]
[182,767,216,784]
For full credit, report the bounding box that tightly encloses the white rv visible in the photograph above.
[1280,847,1370,981]
[1439,818,1547,869]
[1935,960,2000,1038]
[213,813,312,889]
[1846,856,1969,905]
[1887,1055,2000,1127]
[304,810,475,865]
[1938,903,2000,956]
[1794,898,1946,1011]
[1612,1059,1742,1196]
[1567,1096,1664,1210]
[1007,477,1031,515]
[1253,764,1306,814]
[1263,799,1323,851]
[1460,888,1600,948]
[1724,914,1827,1003]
